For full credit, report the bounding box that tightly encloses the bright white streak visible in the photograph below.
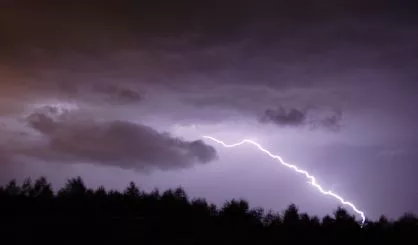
[203,135,366,225]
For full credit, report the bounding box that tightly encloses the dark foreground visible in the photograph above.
[0,177,417,245]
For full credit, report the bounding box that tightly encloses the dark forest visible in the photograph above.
[0,177,416,244]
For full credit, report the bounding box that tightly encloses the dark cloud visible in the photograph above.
[2,1,417,70]
[0,0,417,104]
[260,107,343,131]
[311,110,343,132]
[92,84,141,104]
[261,107,307,126]
[20,109,217,171]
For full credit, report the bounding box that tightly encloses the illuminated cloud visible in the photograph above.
[0,107,218,172]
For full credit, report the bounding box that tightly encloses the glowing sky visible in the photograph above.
[1,1,418,220]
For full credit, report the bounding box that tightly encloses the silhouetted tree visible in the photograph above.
[283,203,300,225]
[5,179,20,196]
[59,177,86,196]
[32,176,53,198]
[124,181,140,197]
[21,178,32,197]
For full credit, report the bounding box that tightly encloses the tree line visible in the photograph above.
[0,177,416,244]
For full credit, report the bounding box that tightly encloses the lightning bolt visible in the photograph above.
[203,135,366,225]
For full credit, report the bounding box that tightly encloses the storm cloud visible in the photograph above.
[260,107,342,131]
[261,107,307,126]
[3,107,218,172]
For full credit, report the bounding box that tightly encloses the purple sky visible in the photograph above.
[1,1,418,220]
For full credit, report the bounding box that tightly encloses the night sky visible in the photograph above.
[1,1,418,221]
